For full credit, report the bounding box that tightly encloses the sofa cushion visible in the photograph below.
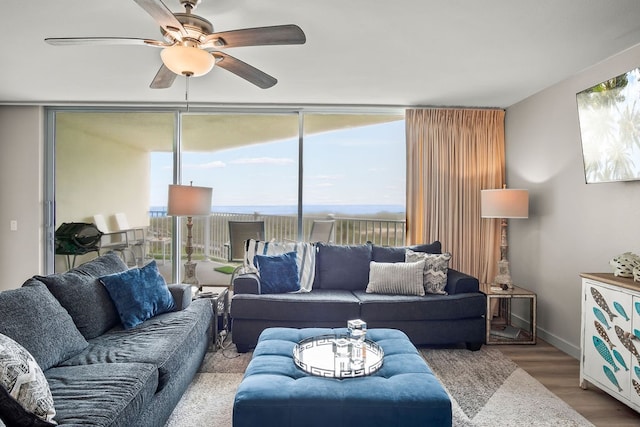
[371,241,442,263]
[58,298,212,392]
[0,334,56,426]
[0,280,88,371]
[315,243,372,290]
[35,252,128,340]
[253,251,300,294]
[406,250,452,295]
[100,260,175,329]
[354,290,486,321]
[244,240,316,292]
[231,289,361,322]
[45,362,158,427]
[365,260,426,296]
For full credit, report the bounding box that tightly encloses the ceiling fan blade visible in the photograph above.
[212,52,277,89]
[133,0,187,37]
[150,64,177,89]
[204,24,306,48]
[45,37,167,47]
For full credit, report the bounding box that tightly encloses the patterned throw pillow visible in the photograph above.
[405,249,452,295]
[0,333,56,425]
[365,260,426,296]
[243,240,316,292]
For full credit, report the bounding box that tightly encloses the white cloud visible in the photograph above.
[230,157,294,165]
[184,160,226,169]
[309,174,343,180]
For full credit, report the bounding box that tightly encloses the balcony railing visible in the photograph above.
[147,211,406,262]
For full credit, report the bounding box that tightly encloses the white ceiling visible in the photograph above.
[3,0,640,108]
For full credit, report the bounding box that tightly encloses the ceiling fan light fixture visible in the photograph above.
[160,44,214,77]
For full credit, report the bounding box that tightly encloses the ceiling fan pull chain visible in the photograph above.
[185,74,190,112]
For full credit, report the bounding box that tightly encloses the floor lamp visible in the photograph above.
[481,187,529,289]
[167,183,213,286]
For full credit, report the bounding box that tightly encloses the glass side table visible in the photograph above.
[193,286,229,350]
[482,284,537,345]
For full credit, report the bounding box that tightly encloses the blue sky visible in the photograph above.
[149,119,406,209]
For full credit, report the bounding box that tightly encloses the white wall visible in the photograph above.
[0,106,44,290]
[506,44,640,358]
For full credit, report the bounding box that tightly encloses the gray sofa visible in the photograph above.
[231,242,486,352]
[0,252,213,427]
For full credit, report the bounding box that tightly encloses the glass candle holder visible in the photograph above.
[347,319,367,369]
[333,338,352,375]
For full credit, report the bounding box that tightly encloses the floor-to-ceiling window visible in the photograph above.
[48,108,405,282]
[302,113,405,245]
[50,110,175,274]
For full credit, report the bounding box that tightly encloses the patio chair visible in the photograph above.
[114,212,146,265]
[309,219,335,243]
[227,221,265,262]
[93,214,133,265]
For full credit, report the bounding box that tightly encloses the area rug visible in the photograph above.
[420,347,593,426]
[165,344,594,427]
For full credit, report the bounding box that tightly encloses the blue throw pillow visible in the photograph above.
[253,251,300,294]
[99,260,176,329]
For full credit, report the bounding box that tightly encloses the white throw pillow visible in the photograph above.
[365,260,426,296]
[0,333,56,424]
[243,239,316,292]
[405,249,452,295]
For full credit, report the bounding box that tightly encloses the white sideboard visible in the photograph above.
[580,273,640,412]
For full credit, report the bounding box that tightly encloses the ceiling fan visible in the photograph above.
[45,0,306,89]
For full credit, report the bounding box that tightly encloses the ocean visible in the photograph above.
[150,204,405,216]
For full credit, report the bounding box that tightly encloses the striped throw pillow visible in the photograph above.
[243,240,316,292]
[365,260,426,296]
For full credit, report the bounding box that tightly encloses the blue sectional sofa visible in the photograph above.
[231,242,486,352]
[0,252,213,427]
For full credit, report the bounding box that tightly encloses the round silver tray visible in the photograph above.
[292,334,384,378]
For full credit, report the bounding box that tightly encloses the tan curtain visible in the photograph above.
[406,108,505,284]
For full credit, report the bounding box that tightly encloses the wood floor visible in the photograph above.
[498,340,640,426]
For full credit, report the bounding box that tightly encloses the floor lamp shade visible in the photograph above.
[167,185,212,217]
[481,189,529,219]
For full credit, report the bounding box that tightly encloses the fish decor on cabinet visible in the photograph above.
[635,301,640,316]
[614,301,630,321]
[634,329,640,340]
[604,365,623,392]
[593,336,620,372]
[593,307,612,330]
[613,349,629,371]
[591,287,618,321]
[595,321,616,349]
[633,379,640,397]
[635,366,640,381]
[615,325,640,365]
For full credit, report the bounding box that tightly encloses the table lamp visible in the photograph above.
[167,183,213,285]
[481,187,529,289]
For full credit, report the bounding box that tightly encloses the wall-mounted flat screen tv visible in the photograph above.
[576,66,640,183]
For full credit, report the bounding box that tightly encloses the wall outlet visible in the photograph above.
[10,220,17,231]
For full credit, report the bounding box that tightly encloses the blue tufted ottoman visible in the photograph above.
[232,327,452,427]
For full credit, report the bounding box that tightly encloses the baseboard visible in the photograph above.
[511,313,580,360]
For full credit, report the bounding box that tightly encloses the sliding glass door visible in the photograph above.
[48,108,405,283]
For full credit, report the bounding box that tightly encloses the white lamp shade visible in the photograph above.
[167,184,212,217]
[160,45,215,77]
[481,189,529,219]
